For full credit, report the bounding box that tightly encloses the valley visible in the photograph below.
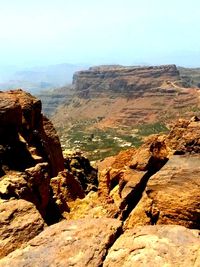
[39,64,200,160]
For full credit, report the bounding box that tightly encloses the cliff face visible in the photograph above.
[0,90,91,231]
[73,64,180,98]
[0,89,64,177]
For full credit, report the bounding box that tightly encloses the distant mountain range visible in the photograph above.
[0,63,89,94]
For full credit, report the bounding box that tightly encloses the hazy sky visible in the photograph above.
[0,0,200,67]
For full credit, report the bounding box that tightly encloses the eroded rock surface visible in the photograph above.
[125,155,200,229]
[0,218,122,267]
[0,90,200,267]
[0,90,89,254]
[0,199,45,258]
[103,225,200,267]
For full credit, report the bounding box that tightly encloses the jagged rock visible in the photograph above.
[0,218,122,267]
[96,136,169,220]
[125,155,200,229]
[103,225,200,267]
[25,163,50,216]
[41,116,64,177]
[0,90,81,223]
[0,89,64,177]
[167,118,200,154]
[129,135,169,171]
[50,170,85,215]
[64,150,98,193]
[0,199,45,258]
[63,191,116,220]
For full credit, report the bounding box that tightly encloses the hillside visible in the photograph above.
[51,64,200,160]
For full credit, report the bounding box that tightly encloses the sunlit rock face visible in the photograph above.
[73,64,180,97]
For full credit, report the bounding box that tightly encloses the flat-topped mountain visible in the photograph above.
[51,64,200,159]
[73,64,180,97]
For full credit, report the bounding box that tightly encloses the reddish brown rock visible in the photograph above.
[0,218,122,267]
[0,90,76,223]
[97,136,169,220]
[41,116,64,177]
[103,225,200,267]
[0,92,22,126]
[0,89,64,177]
[0,199,45,259]
[50,170,85,215]
[167,117,200,154]
[125,155,200,229]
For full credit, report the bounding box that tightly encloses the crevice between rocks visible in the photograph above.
[120,157,169,222]
[99,224,124,267]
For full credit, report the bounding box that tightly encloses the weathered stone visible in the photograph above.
[25,163,50,217]
[167,118,200,154]
[0,218,122,267]
[0,90,66,223]
[41,116,64,177]
[64,151,98,193]
[125,155,200,229]
[0,199,45,259]
[103,225,200,267]
[50,170,85,215]
[0,92,22,127]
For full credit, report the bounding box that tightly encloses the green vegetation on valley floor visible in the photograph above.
[57,120,169,161]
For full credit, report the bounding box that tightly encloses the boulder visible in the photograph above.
[125,155,200,229]
[0,218,122,267]
[103,225,200,267]
[0,199,45,258]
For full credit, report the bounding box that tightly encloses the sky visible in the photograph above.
[0,0,200,68]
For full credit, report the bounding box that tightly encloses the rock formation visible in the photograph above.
[0,90,89,254]
[103,225,200,267]
[0,89,199,266]
[0,199,45,258]
[73,65,180,97]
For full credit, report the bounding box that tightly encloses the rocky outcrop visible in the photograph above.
[0,199,45,258]
[125,154,200,229]
[1,219,199,267]
[0,90,87,223]
[73,65,180,97]
[103,225,200,267]
[0,89,200,267]
[64,119,200,230]
[64,150,98,193]
[0,90,64,176]
[0,218,122,267]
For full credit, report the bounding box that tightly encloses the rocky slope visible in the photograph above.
[0,90,199,266]
[0,90,97,256]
